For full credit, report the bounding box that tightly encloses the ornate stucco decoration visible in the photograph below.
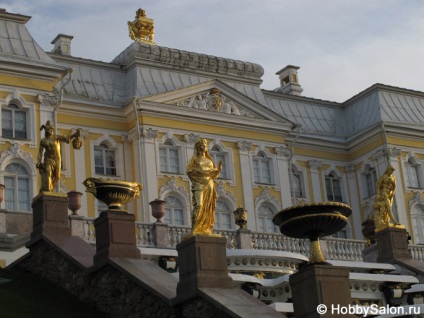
[255,188,281,211]
[274,145,291,158]
[36,94,58,108]
[409,191,424,209]
[183,133,200,145]
[236,141,252,153]
[176,89,258,118]
[128,8,156,45]
[0,143,36,170]
[141,128,158,140]
[216,181,237,206]
[159,177,189,199]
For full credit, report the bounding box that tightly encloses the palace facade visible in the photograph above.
[1,8,424,246]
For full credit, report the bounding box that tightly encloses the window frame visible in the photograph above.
[256,204,278,233]
[363,165,378,198]
[159,140,181,174]
[406,157,423,189]
[4,162,31,212]
[215,199,234,230]
[164,195,186,226]
[94,143,117,176]
[252,151,275,185]
[325,172,344,202]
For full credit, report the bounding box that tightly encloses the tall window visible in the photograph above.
[164,196,185,225]
[364,166,377,197]
[411,206,424,244]
[2,104,27,139]
[210,146,228,179]
[253,152,272,184]
[215,200,232,229]
[94,144,116,175]
[4,163,30,211]
[159,140,180,174]
[325,172,343,202]
[290,166,305,198]
[257,204,277,233]
[407,158,421,188]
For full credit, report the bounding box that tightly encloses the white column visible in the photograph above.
[139,128,159,223]
[73,129,88,217]
[237,141,255,229]
[388,147,409,230]
[345,165,362,239]
[308,160,323,202]
[274,146,292,208]
[122,135,136,214]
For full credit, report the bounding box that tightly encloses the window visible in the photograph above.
[325,172,343,202]
[2,104,27,139]
[159,140,180,174]
[4,163,30,211]
[290,166,305,198]
[257,204,278,233]
[164,196,185,225]
[407,158,421,188]
[94,144,116,175]
[210,146,228,179]
[215,200,233,229]
[411,206,424,244]
[253,152,272,184]
[364,166,377,197]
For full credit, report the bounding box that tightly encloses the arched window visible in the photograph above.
[411,206,424,244]
[290,165,305,198]
[407,158,422,188]
[257,204,278,233]
[4,163,30,211]
[164,195,185,225]
[94,144,116,175]
[210,146,228,179]
[215,200,233,229]
[253,151,273,184]
[2,103,27,139]
[159,140,180,174]
[325,172,343,202]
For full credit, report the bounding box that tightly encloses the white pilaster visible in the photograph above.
[73,129,88,217]
[345,165,362,239]
[274,146,292,208]
[308,159,323,202]
[237,141,255,229]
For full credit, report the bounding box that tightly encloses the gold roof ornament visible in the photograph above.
[128,8,156,45]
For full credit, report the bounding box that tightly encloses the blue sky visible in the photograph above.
[2,0,424,102]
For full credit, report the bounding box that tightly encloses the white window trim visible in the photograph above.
[250,147,277,186]
[215,197,236,230]
[322,167,347,203]
[0,91,36,145]
[90,136,124,179]
[162,192,189,226]
[159,178,190,226]
[209,141,235,185]
[156,134,186,177]
[255,202,279,233]
[403,154,424,190]
[359,163,378,200]
[290,163,308,200]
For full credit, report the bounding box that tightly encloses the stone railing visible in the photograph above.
[409,244,424,261]
[71,218,367,262]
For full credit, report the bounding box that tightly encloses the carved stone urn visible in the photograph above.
[233,207,247,230]
[273,202,352,264]
[149,198,166,223]
[0,184,4,206]
[67,190,83,215]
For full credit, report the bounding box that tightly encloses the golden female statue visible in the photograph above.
[186,139,222,235]
[373,165,402,232]
[37,121,81,193]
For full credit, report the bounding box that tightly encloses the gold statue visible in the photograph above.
[128,8,156,45]
[186,139,223,236]
[373,165,404,232]
[37,121,82,193]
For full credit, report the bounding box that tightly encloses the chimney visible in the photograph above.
[51,34,73,56]
[275,65,303,96]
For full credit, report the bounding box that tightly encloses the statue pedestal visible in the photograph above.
[176,235,233,299]
[375,227,412,262]
[93,210,141,266]
[290,264,354,318]
[31,193,71,240]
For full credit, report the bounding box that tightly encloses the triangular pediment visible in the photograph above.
[141,80,295,125]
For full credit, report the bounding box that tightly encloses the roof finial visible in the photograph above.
[128,8,156,45]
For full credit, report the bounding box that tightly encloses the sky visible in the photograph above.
[2,0,424,102]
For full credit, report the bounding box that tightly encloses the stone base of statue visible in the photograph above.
[176,235,233,300]
[375,227,412,263]
[290,264,354,318]
[93,210,141,266]
[362,243,378,263]
[30,192,71,240]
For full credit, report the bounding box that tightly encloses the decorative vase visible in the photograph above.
[67,190,83,215]
[233,207,247,230]
[149,198,166,223]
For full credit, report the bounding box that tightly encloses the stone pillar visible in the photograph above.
[176,236,233,300]
[235,229,253,249]
[69,215,85,238]
[308,160,323,202]
[31,193,71,240]
[93,210,141,266]
[290,264,354,318]
[375,227,412,263]
[152,223,170,248]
